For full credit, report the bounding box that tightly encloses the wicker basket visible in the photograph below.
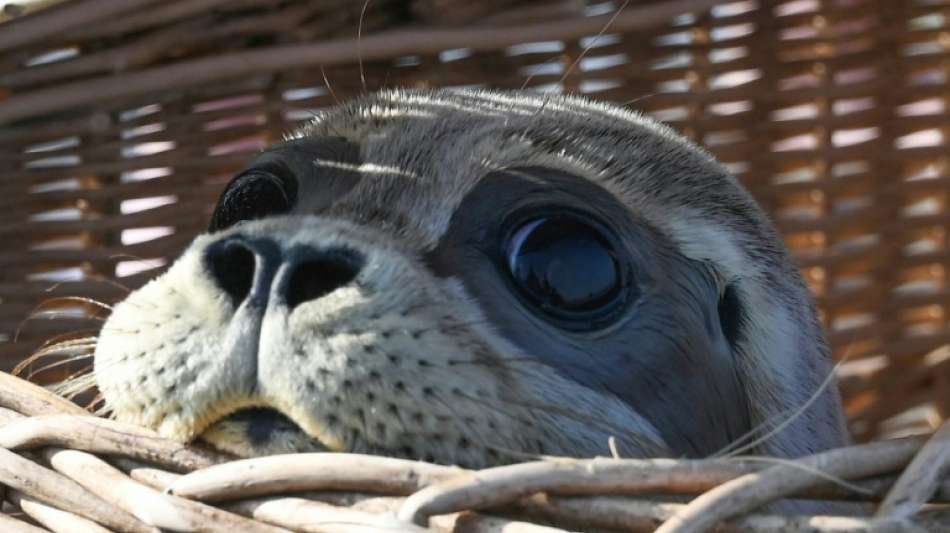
[0,371,948,532]
[0,0,949,530]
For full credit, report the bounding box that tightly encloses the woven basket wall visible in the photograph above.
[0,0,947,443]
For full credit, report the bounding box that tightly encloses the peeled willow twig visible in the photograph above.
[7,489,112,533]
[0,406,25,424]
[66,450,950,507]
[128,461,934,533]
[0,510,51,533]
[396,457,763,526]
[0,0,160,52]
[126,460,564,533]
[168,454,464,501]
[0,370,88,417]
[652,436,928,533]
[39,448,291,533]
[431,514,570,533]
[873,420,950,528]
[224,496,430,533]
[122,461,183,490]
[0,414,227,472]
[2,370,947,532]
[508,493,948,533]
[227,495,571,533]
[0,446,157,533]
[0,0,724,124]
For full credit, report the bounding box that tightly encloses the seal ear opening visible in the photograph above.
[718,284,744,348]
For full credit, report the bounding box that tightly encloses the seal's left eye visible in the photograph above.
[209,163,297,232]
[505,214,629,328]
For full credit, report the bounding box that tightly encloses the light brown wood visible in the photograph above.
[0,3,948,531]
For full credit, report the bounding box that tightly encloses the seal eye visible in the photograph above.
[209,162,297,232]
[505,215,627,327]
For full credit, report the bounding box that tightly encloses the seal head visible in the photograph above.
[93,89,847,466]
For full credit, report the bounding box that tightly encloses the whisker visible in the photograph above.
[32,296,113,313]
[521,0,630,92]
[15,314,104,342]
[24,353,95,381]
[621,92,659,108]
[557,0,630,89]
[92,398,109,415]
[524,0,630,132]
[726,455,875,495]
[429,389,543,464]
[37,330,100,349]
[42,274,131,295]
[320,65,341,105]
[53,372,97,398]
[13,341,96,377]
[357,0,372,93]
[454,387,657,459]
[411,318,493,336]
[714,351,852,459]
[109,253,149,262]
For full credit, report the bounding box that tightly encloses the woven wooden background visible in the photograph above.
[0,0,947,443]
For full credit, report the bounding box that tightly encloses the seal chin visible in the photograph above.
[198,407,331,457]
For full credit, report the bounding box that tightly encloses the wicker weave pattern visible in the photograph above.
[0,0,947,442]
[0,371,948,532]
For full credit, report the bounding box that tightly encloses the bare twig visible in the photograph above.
[653,437,927,533]
[40,448,291,533]
[396,457,759,525]
[0,414,227,472]
[7,489,113,533]
[0,0,723,124]
[510,494,946,533]
[0,446,157,533]
[168,454,463,502]
[225,496,428,533]
[0,510,52,533]
[126,462,564,533]
[0,0,161,52]
[0,369,88,417]
[874,420,950,528]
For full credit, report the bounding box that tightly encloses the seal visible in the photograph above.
[92,89,848,466]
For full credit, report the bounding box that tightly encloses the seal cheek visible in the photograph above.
[94,237,266,442]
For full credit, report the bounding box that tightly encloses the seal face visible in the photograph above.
[93,89,848,466]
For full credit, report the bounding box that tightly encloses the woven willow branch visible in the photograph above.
[0,371,947,532]
[0,0,723,124]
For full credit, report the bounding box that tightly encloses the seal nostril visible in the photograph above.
[286,249,363,309]
[207,241,256,306]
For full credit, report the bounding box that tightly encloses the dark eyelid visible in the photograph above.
[209,161,299,232]
[228,160,298,200]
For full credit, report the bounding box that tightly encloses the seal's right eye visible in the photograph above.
[504,213,633,330]
[209,162,297,232]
